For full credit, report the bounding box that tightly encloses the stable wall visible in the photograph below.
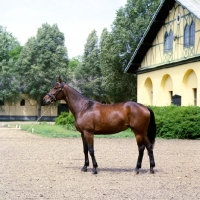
[137,61,200,106]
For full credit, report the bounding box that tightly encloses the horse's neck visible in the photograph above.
[63,85,88,118]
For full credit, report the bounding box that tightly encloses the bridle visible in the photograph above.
[47,82,65,102]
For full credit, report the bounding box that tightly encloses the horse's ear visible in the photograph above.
[58,76,62,83]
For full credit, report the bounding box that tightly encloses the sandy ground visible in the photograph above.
[0,128,200,200]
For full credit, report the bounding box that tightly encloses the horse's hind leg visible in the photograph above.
[144,136,155,174]
[81,133,89,172]
[135,135,145,174]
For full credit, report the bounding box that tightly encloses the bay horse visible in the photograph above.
[43,78,156,174]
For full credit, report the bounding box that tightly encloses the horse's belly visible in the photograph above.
[93,121,127,134]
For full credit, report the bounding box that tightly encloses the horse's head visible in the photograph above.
[43,77,65,105]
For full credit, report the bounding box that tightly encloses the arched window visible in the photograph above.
[164,30,173,52]
[184,24,190,47]
[190,22,195,46]
[164,32,169,52]
[169,30,173,51]
[184,22,195,47]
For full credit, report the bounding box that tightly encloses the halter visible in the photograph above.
[47,82,65,102]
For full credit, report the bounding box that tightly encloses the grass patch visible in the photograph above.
[19,123,134,138]
[21,124,80,138]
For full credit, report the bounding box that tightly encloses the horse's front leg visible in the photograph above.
[84,131,98,174]
[81,133,89,172]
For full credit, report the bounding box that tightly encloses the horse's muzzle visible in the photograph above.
[43,96,51,105]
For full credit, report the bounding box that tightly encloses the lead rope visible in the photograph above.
[27,104,52,132]
[26,103,54,192]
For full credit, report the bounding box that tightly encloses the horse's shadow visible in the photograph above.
[65,166,159,174]
[99,168,158,174]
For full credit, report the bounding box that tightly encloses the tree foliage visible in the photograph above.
[74,30,105,101]
[0,26,21,105]
[100,0,160,103]
[17,23,69,117]
[68,56,82,86]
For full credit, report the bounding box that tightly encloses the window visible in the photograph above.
[20,99,25,106]
[184,22,195,47]
[169,91,173,104]
[164,30,173,52]
[169,30,173,51]
[190,22,195,46]
[184,24,189,47]
[164,32,169,52]
[193,88,197,106]
[0,100,4,106]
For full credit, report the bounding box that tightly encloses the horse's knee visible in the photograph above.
[138,145,145,152]
[88,148,94,156]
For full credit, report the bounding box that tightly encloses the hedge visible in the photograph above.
[55,106,200,139]
[55,112,76,131]
[150,105,200,139]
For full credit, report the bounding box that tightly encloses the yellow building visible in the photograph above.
[125,0,200,106]
[0,94,68,121]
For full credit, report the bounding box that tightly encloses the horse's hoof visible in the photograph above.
[150,169,154,174]
[81,166,87,172]
[134,168,139,174]
[92,169,98,174]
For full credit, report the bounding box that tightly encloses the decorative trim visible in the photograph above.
[136,56,200,74]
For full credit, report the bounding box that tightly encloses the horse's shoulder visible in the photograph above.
[86,100,99,109]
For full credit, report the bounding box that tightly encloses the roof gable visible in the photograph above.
[125,0,200,73]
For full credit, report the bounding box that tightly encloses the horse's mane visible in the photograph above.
[66,83,89,101]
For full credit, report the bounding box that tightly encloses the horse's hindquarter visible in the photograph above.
[126,102,150,134]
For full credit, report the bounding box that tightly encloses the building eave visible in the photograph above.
[135,56,200,75]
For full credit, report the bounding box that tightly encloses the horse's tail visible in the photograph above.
[147,107,156,148]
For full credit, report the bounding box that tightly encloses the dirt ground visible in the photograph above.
[0,128,200,200]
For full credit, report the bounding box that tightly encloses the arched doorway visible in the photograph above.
[161,74,173,105]
[144,78,153,105]
[182,69,198,105]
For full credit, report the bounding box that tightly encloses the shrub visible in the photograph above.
[55,112,76,131]
[150,105,200,139]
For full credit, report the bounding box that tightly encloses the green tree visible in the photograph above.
[0,26,21,106]
[9,45,23,61]
[17,23,69,118]
[68,56,82,71]
[100,0,160,102]
[74,30,104,101]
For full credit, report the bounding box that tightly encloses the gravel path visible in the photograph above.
[0,129,200,199]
